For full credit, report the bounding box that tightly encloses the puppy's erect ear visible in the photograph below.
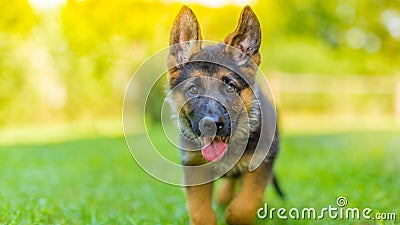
[224,6,261,65]
[168,6,202,70]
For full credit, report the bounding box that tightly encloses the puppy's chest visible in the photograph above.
[218,157,251,178]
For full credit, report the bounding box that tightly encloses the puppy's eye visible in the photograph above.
[187,85,198,95]
[226,83,236,93]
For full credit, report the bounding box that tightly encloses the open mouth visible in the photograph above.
[200,136,230,162]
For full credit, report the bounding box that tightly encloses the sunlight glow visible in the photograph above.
[165,0,255,8]
[28,0,67,10]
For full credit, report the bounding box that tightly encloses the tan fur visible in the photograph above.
[225,163,271,225]
[251,52,261,65]
[186,183,216,225]
[240,87,254,112]
[217,178,236,206]
[167,65,181,88]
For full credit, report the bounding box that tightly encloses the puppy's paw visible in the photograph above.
[190,209,217,225]
[225,198,255,225]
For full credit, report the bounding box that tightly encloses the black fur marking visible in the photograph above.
[171,45,254,89]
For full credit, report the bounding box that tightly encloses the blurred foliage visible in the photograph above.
[0,0,399,126]
[0,1,38,34]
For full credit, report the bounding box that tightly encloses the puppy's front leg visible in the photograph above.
[186,182,216,225]
[225,163,271,225]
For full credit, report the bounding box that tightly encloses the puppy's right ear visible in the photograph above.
[167,6,202,86]
[224,6,261,66]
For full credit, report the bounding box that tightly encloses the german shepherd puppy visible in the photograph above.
[167,5,280,225]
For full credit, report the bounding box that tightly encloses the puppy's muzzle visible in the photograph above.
[199,116,225,137]
[199,117,217,137]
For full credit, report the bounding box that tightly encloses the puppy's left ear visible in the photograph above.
[224,6,261,65]
[168,6,202,68]
[167,6,202,87]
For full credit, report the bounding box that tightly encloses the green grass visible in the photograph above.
[0,129,399,224]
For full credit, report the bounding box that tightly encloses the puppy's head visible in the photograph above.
[167,6,261,162]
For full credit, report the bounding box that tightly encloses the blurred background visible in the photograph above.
[0,0,399,224]
[1,0,400,140]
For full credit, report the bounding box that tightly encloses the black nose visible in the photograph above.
[199,116,225,136]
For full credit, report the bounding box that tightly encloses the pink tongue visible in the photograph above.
[201,141,227,162]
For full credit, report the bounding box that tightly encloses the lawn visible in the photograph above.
[0,125,399,224]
